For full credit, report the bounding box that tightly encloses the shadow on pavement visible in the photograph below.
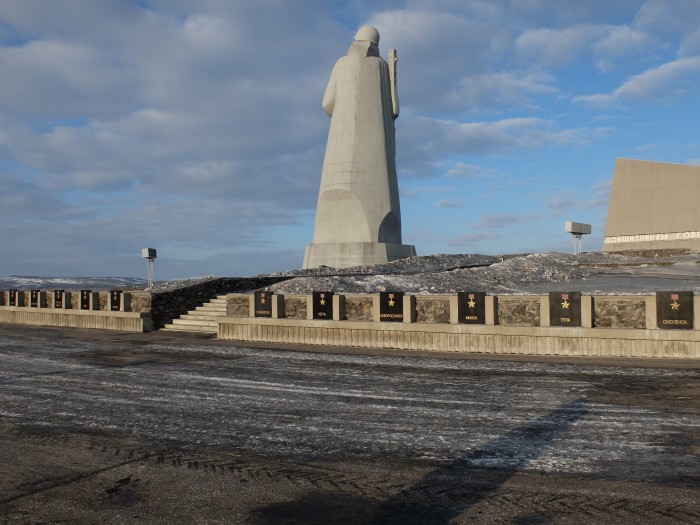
[249,398,588,524]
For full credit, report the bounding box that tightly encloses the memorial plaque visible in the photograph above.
[549,292,581,327]
[312,291,333,320]
[30,289,39,307]
[379,291,403,322]
[254,291,273,318]
[9,290,18,306]
[457,292,486,324]
[656,291,693,330]
[54,290,64,309]
[80,290,92,310]
[110,290,122,311]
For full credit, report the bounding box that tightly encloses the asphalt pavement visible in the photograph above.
[0,325,698,524]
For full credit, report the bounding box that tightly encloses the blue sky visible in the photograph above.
[1,0,699,278]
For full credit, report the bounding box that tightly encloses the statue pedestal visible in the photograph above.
[303,242,416,269]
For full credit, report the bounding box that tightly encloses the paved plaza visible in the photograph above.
[0,325,698,524]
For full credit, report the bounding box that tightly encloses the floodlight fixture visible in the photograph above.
[142,248,157,289]
[565,221,591,255]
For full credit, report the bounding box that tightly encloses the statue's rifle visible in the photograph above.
[389,49,399,118]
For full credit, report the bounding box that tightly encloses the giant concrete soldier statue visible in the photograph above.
[303,25,415,269]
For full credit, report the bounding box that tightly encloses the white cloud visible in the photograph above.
[594,25,661,71]
[679,29,700,57]
[443,72,558,112]
[574,56,700,107]
[447,232,503,247]
[436,199,464,208]
[1,1,698,275]
[515,24,608,68]
[546,179,611,213]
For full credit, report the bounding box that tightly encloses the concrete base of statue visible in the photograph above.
[303,242,416,269]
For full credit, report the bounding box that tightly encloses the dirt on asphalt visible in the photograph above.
[0,325,699,524]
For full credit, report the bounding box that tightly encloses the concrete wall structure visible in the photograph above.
[603,158,700,252]
[0,306,152,332]
[218,317,700,359]
[217,292,700,359]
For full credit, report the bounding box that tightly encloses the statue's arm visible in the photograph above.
[389,49,399,118]
[322,67,337,116]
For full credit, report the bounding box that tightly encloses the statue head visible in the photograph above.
[354,25,380,46]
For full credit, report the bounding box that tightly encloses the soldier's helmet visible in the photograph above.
[354,25,379,45]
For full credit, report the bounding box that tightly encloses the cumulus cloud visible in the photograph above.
[436,199,464,208]
[574,56,700,106]
[0,1,697,276]
[515,24,608,68]
[447,232,503,247]
[546,179,611,213]
[478,213,542,229]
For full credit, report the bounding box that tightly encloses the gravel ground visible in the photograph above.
[0,325,698,524]
[268,252,700,295]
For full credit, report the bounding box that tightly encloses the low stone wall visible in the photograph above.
[217,292,700,358]
[0,307,152,332]
[415,297,450,324]
[283,296,308,320]
[226,294,249,317]
[498,297,540,326]
[219,318,700,359]
[130,277,289,329]
[0,276,290,331]
[345,295,373,321]
[594,297,646,329]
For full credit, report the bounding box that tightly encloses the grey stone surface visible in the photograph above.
[283,297,307,319]
[345,296,373,321]
[304,26,415,268]
[498,298,541,326]
[226,295,249,317]
[415,297,450,324]
[273,252,700,295]
[130,277,288,329]
[594,297,646,328]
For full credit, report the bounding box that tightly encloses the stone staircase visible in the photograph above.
[161,294,228,334]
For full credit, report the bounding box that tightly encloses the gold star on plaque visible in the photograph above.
[388,299,395,306]
[320,299,326,305]
[260,296,266,304]
[468,299,476,308]
[561,299,570,309]
[671,300,680,310]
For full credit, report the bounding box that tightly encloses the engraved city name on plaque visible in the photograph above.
[80,290,91,310]
[379,291,403,322]
[457,292,486,324]
[549,292,581,327]
[54,290,64,309]
[110,290,122,311]
[30,289,39,307]
[254,291,273,318]
[656,291,693,330]
[9,290,18,306]
[312,291,333,320]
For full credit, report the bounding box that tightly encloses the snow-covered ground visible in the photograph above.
[268,251,700,295]
[3,251,700,295]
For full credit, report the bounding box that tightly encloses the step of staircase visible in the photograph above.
[161,294,229,333]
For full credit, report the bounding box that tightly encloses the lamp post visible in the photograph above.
[141,248,157,289]
[564,222,591,255]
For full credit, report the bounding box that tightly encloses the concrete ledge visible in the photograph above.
[0,307,152,332]
[217,317,700,359]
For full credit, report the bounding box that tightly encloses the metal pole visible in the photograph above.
[147,258,154,289]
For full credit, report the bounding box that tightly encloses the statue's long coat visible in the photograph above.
[312,41,402,245]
